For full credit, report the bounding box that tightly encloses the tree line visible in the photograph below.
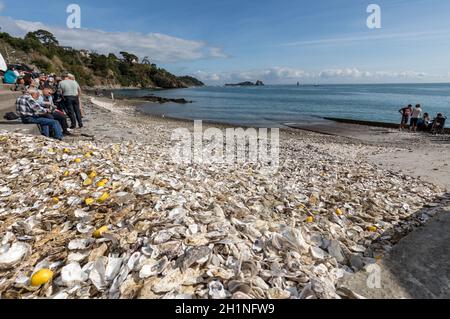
[0,30,203,88]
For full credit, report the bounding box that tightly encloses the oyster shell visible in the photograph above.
[61,262,88,287]
[0,243,31,270]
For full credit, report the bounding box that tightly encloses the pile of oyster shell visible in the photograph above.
[0,129,443,299]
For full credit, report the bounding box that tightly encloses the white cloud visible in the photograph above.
[373,70,428,78]
[281,30,450,47]
[194,67,442,85]
[208,47,228,59]
[319,68,431,80]
[194,67,311,84]
[319,68,370,78]
[0,16,228,63]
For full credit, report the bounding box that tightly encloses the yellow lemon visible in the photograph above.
[52,197,60,204]
[83,178,93,186]
[31,269,54,287]
[63,148,71,154]
[85,198,95,206]
[96,179,109,188]
[93,226,109,238]
[98,192,110,203]
[74,158,82,163]
[306,216,314,223]
[88,171,97,179]
[48,148,55,153]
[368,226,378,232]
[336,208,344,216]
[63,171,70,177]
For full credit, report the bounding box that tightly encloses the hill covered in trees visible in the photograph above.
[0,30,204,89]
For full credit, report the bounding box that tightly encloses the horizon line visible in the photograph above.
[201,82,450,87]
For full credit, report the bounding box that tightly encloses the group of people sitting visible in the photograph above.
[12,72,83,141]
[399,104,447,133]
[3,66,25,85]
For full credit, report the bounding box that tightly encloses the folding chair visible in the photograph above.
[431,117,447,135]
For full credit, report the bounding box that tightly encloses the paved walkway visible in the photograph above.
[340,195,450,299]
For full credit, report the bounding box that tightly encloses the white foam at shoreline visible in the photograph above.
[90,98,118,112]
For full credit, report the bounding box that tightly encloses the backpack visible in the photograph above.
[3,112,19,121]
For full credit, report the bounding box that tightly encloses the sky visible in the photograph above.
[1,0,450,84]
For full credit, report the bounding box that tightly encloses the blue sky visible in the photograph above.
[1,0,450,84]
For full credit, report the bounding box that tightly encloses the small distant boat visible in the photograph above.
[313,77,320,87]
[297,82,300,87]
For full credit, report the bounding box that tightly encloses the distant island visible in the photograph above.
[225,80,265,87]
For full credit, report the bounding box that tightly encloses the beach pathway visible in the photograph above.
[340,195,450,299]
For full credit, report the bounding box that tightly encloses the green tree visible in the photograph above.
[108,53,118,61]
[29,30,59,48]
[142,56,151,65]
[32,58,53,73]
[90,54,109,77]
[120,51,139,65]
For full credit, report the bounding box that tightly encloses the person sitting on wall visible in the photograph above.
[15,88,64,140]
[38,87,72,136]
[12,77,27,93]
[3,66,19,84]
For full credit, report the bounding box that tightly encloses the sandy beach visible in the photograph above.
[1,95,449,299]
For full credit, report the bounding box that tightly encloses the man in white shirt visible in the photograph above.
[58,74,83,129]
[68,73,84,117]
[410,104,423,132]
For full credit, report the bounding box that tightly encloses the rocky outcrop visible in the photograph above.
[178,76,205,87]
[116,95,192,104]
[225,80,265,87]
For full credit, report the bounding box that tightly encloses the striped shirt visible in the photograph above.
[16,94,47,118]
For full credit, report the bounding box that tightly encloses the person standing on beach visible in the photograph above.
[68,74,84,118]
[399,105,413,130]
[59,74,83,129]
[410,104,423,132]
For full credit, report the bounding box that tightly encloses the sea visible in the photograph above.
[112,83,450,128]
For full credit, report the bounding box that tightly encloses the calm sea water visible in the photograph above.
[113,84,450,128]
